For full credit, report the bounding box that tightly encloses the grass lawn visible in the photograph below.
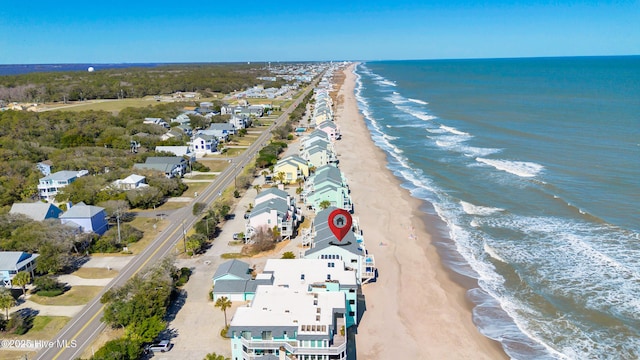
[72,267,118,279]
[125,217,169,254]
[183,182,209,197]
[29,286,103,306]
[155,201,188,211]
[186,174,216,180]
[0,316,69,359]
[197,159,230,172]
[42,98,161,113]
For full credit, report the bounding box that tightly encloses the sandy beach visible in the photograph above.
[333,64,508,359]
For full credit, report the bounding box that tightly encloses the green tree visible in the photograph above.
[13,271,31,297]
[215,296,232,327]
[91,337,142,360]
[253,184,262,194]
[319,200,331,210]
[0,288,16,320]
[125,315,166,343]
[281,251,295,259]
[203,353,230,360]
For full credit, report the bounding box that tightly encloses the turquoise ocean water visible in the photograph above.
[353,57,640,359]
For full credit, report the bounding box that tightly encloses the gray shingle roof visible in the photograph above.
[0,251,39,271]
[213,259,251,281]
[40,170,79,182]
[60,203,105,219]
[250,198,289,218]
[10,202,62,221]
[305,207,361,256]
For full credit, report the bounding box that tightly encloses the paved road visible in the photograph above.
[35,79,319,360]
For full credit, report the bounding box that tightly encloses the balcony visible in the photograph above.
[240,337,346,356]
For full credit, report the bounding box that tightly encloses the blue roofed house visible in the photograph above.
[9,202,63,221]
[60,203,109,235]
[0,251,39,287]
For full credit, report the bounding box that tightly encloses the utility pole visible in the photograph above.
[116,212,121,244]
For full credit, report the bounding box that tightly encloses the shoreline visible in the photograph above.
[333,63,508,359]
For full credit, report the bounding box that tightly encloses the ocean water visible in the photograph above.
[0,63,163,76]
[353,57,640,359]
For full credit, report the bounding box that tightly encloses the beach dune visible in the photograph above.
[334,64,507,359]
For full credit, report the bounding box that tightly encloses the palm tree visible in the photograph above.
[13,271,31,297]
[296,177,305,189]
[261,170,269,178]
[275,172,286,185]
[0,288,16,320]
[215,296,232,327]
[253,184,262,194]
[319,200,332,210]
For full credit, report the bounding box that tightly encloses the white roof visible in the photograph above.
[263,259,357,291]
[231,286,344,328]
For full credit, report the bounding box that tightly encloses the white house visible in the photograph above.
[111,174,148,191]
[37,170,89,201]
[190,134,219,156]
[228,286,348,360]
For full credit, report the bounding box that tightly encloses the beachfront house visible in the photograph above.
[0,251,39,287]
[304,207,376,284]
[317,120,341,141]
[228,286,348,360]
[60,202,109,235]
[263,259,359,328]
[273,155,310,184]
[303,164,352,212]
[9,202,63,221]
[37,170,89,201]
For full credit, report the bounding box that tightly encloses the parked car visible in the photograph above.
[145,340,173,353]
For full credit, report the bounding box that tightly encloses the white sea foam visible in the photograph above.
[408,98,429,105]
[483,242,506,262]
[396,106,435,121]
[379,79,397,87]
[426,128,446,134]
[476,158,544,178]
[440,125,470,136]
[460,201,504,216]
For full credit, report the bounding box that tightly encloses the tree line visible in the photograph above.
[0,64,291,103]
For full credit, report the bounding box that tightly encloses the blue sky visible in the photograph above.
[1,0,638,64]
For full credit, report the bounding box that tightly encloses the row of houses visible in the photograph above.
[215,64,377,360]
[216,204,374,360]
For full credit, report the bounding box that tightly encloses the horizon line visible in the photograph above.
[1,54,638,67]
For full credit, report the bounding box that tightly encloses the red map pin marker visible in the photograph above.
[328,209,352,242]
